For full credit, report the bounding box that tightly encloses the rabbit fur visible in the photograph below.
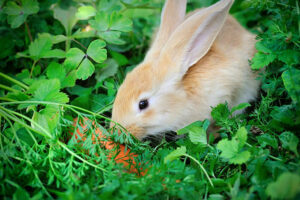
[111,0,260,140]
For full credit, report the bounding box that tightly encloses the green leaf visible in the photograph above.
[32,79,69,103]
[76,6,96,20]
[71,95,91,110]
[72,29,96,39]
[177,121,203,135]
[255,41,273,53]
[257,134,278,149]
[87,39,107,63]
[61,70,77,88]
[266,172,300,199]
[176,120,209,145]
[96,59,118,82]
[4,1,21,15]
[217,127,250,164]
[110,12,132,32]
[67,85,93,96]
[282,68,300,104]
[8,15,26,29]
[46,62,66,83]
[13,188,30,200]
[164,146,186,163]
[211,103,230,122]
[236,127,248,148]
[64,48,85,71]
[279,132,299,156]
[229,151,251,165]
[231,103,251,115]
[101,31,125,45]
[16,127,34,146]
[98,0,121,13]
[91,94,114,112]
[52,5,77,35]
[42,49,65,59]
[251,41,276,70]
[277,50,300,66]
[76,58,95,80]
[7,13,27,28]
[38,33,67,44]
[189,127,207,145]
[110,51,128,66]
[4,0,39,28]
[22,0,39,15]
[217,139,239,160]
[28,35,52,60]
[251,52,276,70]
[89,12,109,32]
[32,105,60,135]
[271,105,295,125]
[89,11,131,44]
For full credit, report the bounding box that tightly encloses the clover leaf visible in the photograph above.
[4,0,39,28]
[89,11,132,44]
[64,39,107,80]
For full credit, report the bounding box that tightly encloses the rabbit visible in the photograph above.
[111,0,260,140]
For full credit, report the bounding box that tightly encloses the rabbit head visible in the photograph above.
[111,0,235,140]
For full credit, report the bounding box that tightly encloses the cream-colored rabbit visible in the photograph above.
[111,0,260,140]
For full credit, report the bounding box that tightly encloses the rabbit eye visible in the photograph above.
[139,99,149,110]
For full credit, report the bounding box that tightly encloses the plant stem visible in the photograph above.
[0,97,16,102]
[58,141,108,173]
[30,60,37,78]
[25,21,33,42]
[71,39,87,50]
[245,142,283,161]
[0,84,20,93]
[183,154,214,187]
[0,101,123,129]
[0,106,52,139]
[0,72,29,90]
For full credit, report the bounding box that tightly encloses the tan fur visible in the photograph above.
[111,0,260,140]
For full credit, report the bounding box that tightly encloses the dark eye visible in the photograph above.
[139,99,149,110]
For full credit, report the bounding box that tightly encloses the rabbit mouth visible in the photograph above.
[142,131,185,147]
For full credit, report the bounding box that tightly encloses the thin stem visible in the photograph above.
[0,106,52,139]
[245,142,283,161]
[183,154,214,187]
[3,115,52,198]
[0,106,107,174]
[25,127,38,146]
[0,97,16,102]
[0,72,29,90]
[25,21,33,42]
[30,60,38,78]
[5,179,21,189]
[71,39,87,50]
[57,141,107,172]
[0,101,124,130]
[0,84,20,93]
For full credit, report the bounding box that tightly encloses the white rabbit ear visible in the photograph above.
[145,0,187,61]
[159,0,233,77]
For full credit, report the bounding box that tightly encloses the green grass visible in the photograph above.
[0,0,299,199]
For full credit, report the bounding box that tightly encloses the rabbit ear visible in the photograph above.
[158,0,233,78]
[145,0,187,61]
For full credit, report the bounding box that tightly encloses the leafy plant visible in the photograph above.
[0,0,299,199]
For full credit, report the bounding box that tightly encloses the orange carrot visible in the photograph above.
[71,118,147,176]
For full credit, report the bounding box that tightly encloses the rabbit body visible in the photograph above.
[111,0,260,140]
